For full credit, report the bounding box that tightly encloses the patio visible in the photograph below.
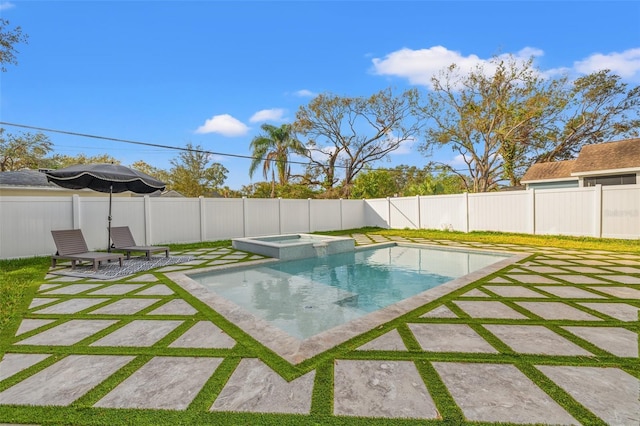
[0,233,638,425]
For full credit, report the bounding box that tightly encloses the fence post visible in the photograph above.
[72,194,80,229]
[199,196,206,242]
[340,198,343,230]
[387,197,391,229]
[308,198,312,232]
[594,184,603,238]
[278,197,282,234]
[242,197,248,237]
[463,192,469,233]
[416,195,421,229]
[529,189,536,235]
[144,195,151,244]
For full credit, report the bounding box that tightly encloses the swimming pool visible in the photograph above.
[189,245,510,339]
[169,243,522,363]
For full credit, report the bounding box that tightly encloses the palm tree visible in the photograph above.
[249,124,307,197]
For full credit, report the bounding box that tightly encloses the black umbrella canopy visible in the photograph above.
[45,163,165,194]
[45,163,166,252]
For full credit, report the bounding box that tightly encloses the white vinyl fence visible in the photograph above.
[1,184,638,259]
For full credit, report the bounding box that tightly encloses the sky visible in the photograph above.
[1,1,639,190]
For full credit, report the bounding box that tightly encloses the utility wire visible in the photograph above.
[0,121,464,174]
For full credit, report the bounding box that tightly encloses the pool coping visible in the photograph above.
[167,242,528,364]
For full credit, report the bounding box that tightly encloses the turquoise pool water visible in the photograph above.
[191,245,510,339]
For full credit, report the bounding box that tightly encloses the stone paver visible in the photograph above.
[28,298,56,309]
[433,362,577,424]
[169,321,236,349]
[453,301,528,319]
[42,284,103,294]
[211,359,315,414]
[0,353,50,381]
[357,329,407,351]
[408,323,498,353]
[536,286,605,299]
[147,299,197,315]
[126,273,159,282]
[15,319,55,336]
[89,298,161,315]
[563,266,611,274]
[0,355,134,406]
[460,289,489,297]
[551,274,610,284]
[562,326,638,357]
[483,324,592,356]
[578,302,639,321]
[16,320,117,346]
[95,356,222,410]
[333,360,437,419]
[506,274,560,284]
[34,298,109,314]
[515,302,602,321]
[420,305,458,318]
[537,366,640,426]
[90,320,182,347]
[604,266,640,274]
[602,275,640,284]
[521,266,566,274]
[482,285,547,298]
[588,286,640,299]
[136,284,174,295]
[88,284,144,295]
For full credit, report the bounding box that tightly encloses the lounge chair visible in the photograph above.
[51,229,123,271]
[110,226,169,260]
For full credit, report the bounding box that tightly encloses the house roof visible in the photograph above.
[572,138,640,174]
[521,160,578,183]
[521,138,640,183]
[0,170,59,188]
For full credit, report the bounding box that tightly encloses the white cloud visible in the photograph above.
[194,114,249,136]
[371,45,544,88]
[0,2,15,11]
[249,108,286,123]
[448,154,468,167]
[294,89,316,97]
[574,48,640,80]
[389,134,416,155]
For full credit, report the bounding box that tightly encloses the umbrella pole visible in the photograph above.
[107,184,113,252]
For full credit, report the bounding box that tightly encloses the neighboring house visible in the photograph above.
[521,138,640,190]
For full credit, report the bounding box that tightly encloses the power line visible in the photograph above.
[0,121,464,175]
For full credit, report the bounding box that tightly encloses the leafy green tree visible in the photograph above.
[294,87,423,197]
[403,170,467,195]
[130,160,170,183]
[48,153,120,168]
[0,129,52,171]
[350,168,398,199]
[0,18,28,72]
[249,123,307,198]
[241,182,319,199]
[169,143,228,197]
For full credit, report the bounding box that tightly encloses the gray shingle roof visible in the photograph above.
[0,170,57,187]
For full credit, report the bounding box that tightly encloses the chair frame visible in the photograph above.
[51,229,123,271]
[110,226,169,260]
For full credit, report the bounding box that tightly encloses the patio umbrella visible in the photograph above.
[45,163,166,251]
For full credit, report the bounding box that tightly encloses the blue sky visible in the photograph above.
[1,1,639,190]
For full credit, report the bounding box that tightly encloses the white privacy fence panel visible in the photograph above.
[310,199,342,231]
[149,198,202,244]
[281,199,311,234]
[202,198,245,241]
[365,198,390,228]
[389,197,420,229]
[342,199,366,230]
[420,194,467,231]
[535,187,596,237]
[0,196,74,258]
[244,198,280,236]
[468,191,532,234]
[602,185,640,239]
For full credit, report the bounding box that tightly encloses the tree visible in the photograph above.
[248,123,307,198]
[169,143,228,197]
[418,56,562,191]
[0,18,28,72]
[533,70,640,162]
[47,153,120,169]
[350,168,398,199]
[0,129,52,171]
[294,87,423,197]
[130,160,170,184]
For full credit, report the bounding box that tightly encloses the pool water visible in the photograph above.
[191,245,509,339]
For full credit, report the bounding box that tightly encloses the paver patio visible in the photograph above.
[0,234,638,425]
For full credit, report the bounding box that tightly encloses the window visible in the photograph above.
[584,174,637,187]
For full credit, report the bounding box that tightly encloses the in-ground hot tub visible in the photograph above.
[232,233,355,260]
